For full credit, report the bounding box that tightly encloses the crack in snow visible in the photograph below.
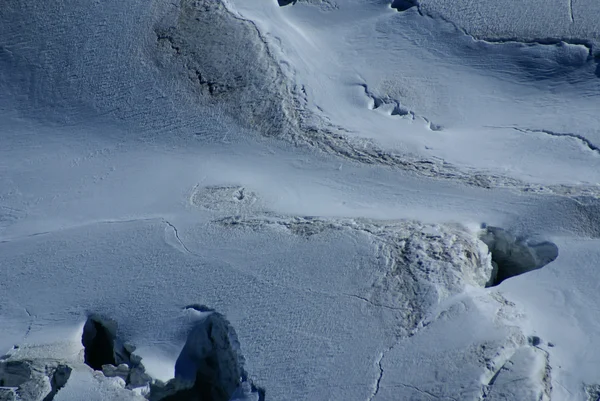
[392,383,459,401]
[162,219,193,255]
[531,343,553,400]
[568,0,575,23]
[22,308,33,340]
[344,293,404,311]
[367,351,385,401]
[360,84,415,119]
[513,127,600,154]
[405,5,593,54]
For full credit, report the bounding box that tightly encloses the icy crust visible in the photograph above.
[217,216,494,334]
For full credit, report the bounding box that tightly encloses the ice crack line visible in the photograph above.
[344,293,404,311]
[568,0,574,23]
[393,383,458,401]
[488,125,600,155]
[22,308,34,340]
[514,127,600,154]
[162,219,193,255]
[368,351,385,401]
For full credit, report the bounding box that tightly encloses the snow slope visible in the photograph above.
[1,0,599,400]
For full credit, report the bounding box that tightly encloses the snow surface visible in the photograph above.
[1,0,599,400]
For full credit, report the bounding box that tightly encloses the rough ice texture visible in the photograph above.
[418,0,600,52]
[152,0,299,139]
[0,359,72,401]
[216,216,494,334]
[483,345,552,400]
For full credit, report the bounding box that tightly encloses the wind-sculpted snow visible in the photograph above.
[149,0,600,195]
[414,0,600,53]
[360,83,442,131]
[2,0,600,399]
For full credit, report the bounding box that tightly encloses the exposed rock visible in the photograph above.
[0,388,17,401]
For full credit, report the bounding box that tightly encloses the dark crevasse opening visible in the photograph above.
[81,315,131,371]
[391,0,419,12]
[480,226,559,287]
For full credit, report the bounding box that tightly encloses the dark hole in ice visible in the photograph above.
[82,315,118,370]
[480,226,559,287]
[278,0,297,6]
[528,336,541,347]
[391,0,419,11]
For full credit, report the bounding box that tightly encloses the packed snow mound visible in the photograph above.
[479,226,559,286]
[191,186,261,213]
[217,215,494,334]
